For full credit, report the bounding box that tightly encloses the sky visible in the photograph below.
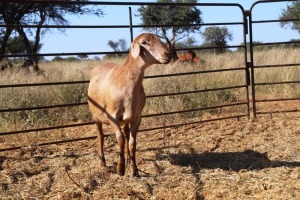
[40,0,299,60]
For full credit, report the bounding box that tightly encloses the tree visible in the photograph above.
[108,39,128,52]
[6,36,42,56]
[77,54,88,60]
[238,39,300,52]
[0,3,32,67]
[201,26,233,53]
[52,56,64,62]
[94,56,101,61]
[137,0,202,61]
[107,40,119,52]
[51,56,80,62]
[280,1,300,33]
[6,36,28,56]
[105,38,129,59]
[0,1,103,73]
[175,36,198,49]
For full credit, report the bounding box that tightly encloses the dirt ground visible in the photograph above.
[1,113,300,199]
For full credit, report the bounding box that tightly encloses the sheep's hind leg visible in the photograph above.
[95,121,106,168]
[109,121,125,176]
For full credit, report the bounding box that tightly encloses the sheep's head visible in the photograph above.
[130,33,171,65]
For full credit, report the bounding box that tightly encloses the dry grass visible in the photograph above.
[1,48,300,199]
[0,51,248,135]
[253,48,300,100]
[0,113,300,199]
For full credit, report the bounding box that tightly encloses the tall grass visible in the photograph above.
[253,48,300,100]
[1,48,300,135]
[0,61,95,132]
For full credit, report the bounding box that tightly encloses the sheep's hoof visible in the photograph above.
[117,168,125,176]
[131,167,140,177]
[99,156,106,167]
[117,172,125,176]
[117,164,125,176]
[132,172,140,178]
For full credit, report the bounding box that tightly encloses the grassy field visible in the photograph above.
[0,51,248,137]
[0,48,300,199]
[1,48,300,134]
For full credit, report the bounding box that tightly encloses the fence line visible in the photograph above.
[2,1,299,151]
[248,0,300,117]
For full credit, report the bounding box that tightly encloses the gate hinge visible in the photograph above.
[243,10,250,34]
[246,62,252,86]
[246,62,253,69]
[244,10,250,17]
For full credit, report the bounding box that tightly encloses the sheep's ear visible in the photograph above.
[131,42,140,58]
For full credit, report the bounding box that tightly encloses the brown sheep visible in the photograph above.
[87,33,171,176]
[178,50,200,64]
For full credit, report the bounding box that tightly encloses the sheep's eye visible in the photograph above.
[141,41,148,45]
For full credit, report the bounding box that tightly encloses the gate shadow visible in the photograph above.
[156,148,300,172]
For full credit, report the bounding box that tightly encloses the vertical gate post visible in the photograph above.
[243,10,251,117]
[248,9,257,118]
[129,7,133,43]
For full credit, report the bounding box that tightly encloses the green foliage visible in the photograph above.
[237,39,300,52]
[175,37,198,49]
[57,84,88,104]
[93,56,101,61]
[138,0,202,34]
[287,39,300,48]
[104,38,129,59]
[52,56,64,62]
[107,39,129,52]
[280,1,300,33]
[6,36,43,55]
[77,54,88,60]
[51,56,80,62]
[7,36,27,55]
[0,1,103,72]
[64,57,80,62]
[201,26,233,53]
[137,0,202,60]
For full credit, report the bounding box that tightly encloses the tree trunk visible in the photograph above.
[161,31,179,62]
[0,28,13,62]
[169,44,179,62]
[16,27,41,73]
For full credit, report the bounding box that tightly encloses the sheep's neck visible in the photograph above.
[120,55,148,89]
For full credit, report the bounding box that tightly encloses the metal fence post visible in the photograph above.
[243,10,251,117]
[129,7,133,43]
[249,6,257,118]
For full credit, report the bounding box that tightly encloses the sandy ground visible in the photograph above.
[1,113,300,199]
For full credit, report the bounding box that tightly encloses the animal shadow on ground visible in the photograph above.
[156,148,300,173]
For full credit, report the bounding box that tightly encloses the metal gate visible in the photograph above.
[2,1,299,152]
[248,0,300,117]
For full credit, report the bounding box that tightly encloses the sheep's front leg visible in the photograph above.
[109,121,125,176]
[95,121,106,167]
[124,124,132,165]
[129,119,141,177]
